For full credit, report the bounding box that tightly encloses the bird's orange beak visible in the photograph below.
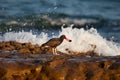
[65,37,72,42]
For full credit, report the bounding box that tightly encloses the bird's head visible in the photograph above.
[60,35,72,42]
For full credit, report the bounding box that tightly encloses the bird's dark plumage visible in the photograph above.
[41,35,72,54]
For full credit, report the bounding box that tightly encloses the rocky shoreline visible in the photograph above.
[0,41,120,80]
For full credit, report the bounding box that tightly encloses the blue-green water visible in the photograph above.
[0,0,120,43]
[0,0,120,19]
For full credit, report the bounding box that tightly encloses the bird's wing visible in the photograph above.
[45,38,58,45]
[42,38,62,47]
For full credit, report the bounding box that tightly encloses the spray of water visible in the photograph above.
[58,25,120,56]
[2,31,48,45]
[0,26,120,56]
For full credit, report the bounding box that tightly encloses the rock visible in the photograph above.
[0,53,120,80]
[0,41,41,54]
[18,48,31,53]
[0,41,120,80]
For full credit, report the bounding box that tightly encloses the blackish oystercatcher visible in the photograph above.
[41,35,72,54]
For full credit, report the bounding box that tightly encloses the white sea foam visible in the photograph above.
[2,31,48,45]
[0,26,120,56]
[57,25,120,56]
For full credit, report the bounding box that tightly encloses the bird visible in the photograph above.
[40,35,72,54]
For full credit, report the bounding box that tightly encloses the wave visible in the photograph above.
[1,14,120,33]
[0,25,120,56]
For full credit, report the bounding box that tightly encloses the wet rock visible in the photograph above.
[0,41,41,54]
[0,41,120,80]
[19,48,31,53]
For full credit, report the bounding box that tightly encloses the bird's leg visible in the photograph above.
[52,48,58,55]
[52,48,55,54]
[55,48,59,55]
[54,48,57,54]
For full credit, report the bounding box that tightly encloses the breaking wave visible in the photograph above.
[0,25,120,56]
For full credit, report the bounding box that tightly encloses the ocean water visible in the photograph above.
[0,0,120,56]
[0,0,120,19]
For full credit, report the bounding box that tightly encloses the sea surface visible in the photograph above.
[0,0,120,56]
